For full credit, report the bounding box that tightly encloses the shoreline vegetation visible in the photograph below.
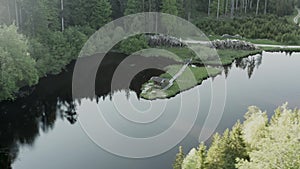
[140,37,300,100]
[1,0,300,102]
[2,25,300,101]
[139,41,263,100]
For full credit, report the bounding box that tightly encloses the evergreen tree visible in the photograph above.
[161,0,178,33]
[237,104,300,169]
[196,143,207,169]
[205,131,229,169]
[182,148,199,169]
[124,0,142,15]
[89,0,112,29]
[176,0,185,18]
[161,0,178,15]
[21,0,56,37]
[173,146,185,169]
[205,122,248,169]
[178,104,300,169]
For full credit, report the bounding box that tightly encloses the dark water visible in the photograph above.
[1,52,300,169]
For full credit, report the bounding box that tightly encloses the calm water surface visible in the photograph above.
[1,52,300,169]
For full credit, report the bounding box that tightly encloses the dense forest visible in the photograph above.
[174,104,300,169]
[1,0,300,101]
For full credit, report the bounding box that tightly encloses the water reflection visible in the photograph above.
[0,53,263,168]
[225,54,262,79]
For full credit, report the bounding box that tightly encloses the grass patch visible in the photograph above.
[136,48,195,62]
[156,47,262,66]
[246,39,282,45]
[260,46,300,52]
[212,49,262,65]
[141,65,222,100]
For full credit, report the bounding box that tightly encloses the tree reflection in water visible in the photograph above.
[225,54,263,79]
[0,53,263,169]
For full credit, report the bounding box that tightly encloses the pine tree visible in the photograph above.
[205,132,228,169]
[196,142,207,169]
[161,0,178,15]
[237,104,300,169]
[124,0,142,15]
[173,146,185,169]
[176,0,185,18]
[89,0,112,29]
[161,0,178,33]
[205,122,248,169]
[21,0,56,37]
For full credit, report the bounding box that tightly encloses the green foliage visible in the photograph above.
[64,0,111,29]
[124,0,142,15]
[161,0,178,33]
[39,31,72,74]
[63,27,88,58]
[0,25,38,100]
[182,148,202,169]
[28,38,52,76]
[176,103,300,169]
[242,106,268,148]
[89,0,112,29]
[21,0,60,37]
[0,0,299,102]
[195,15,300,45]
[29,28,87,76]
[181,143,207,169]
[173,146,185,169]
[237,103,300,169]
[119,35,149,54]
[206,122,248,169]
[176,0,185,18]
[210,0,225,17]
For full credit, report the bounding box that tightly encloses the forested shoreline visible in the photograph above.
[1,0,300,101]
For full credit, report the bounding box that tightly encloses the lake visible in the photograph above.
[1,52,300,169]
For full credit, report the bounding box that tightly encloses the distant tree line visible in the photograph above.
[195,15,300,44]
[207,0,298,18]
[1,0,299,28]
